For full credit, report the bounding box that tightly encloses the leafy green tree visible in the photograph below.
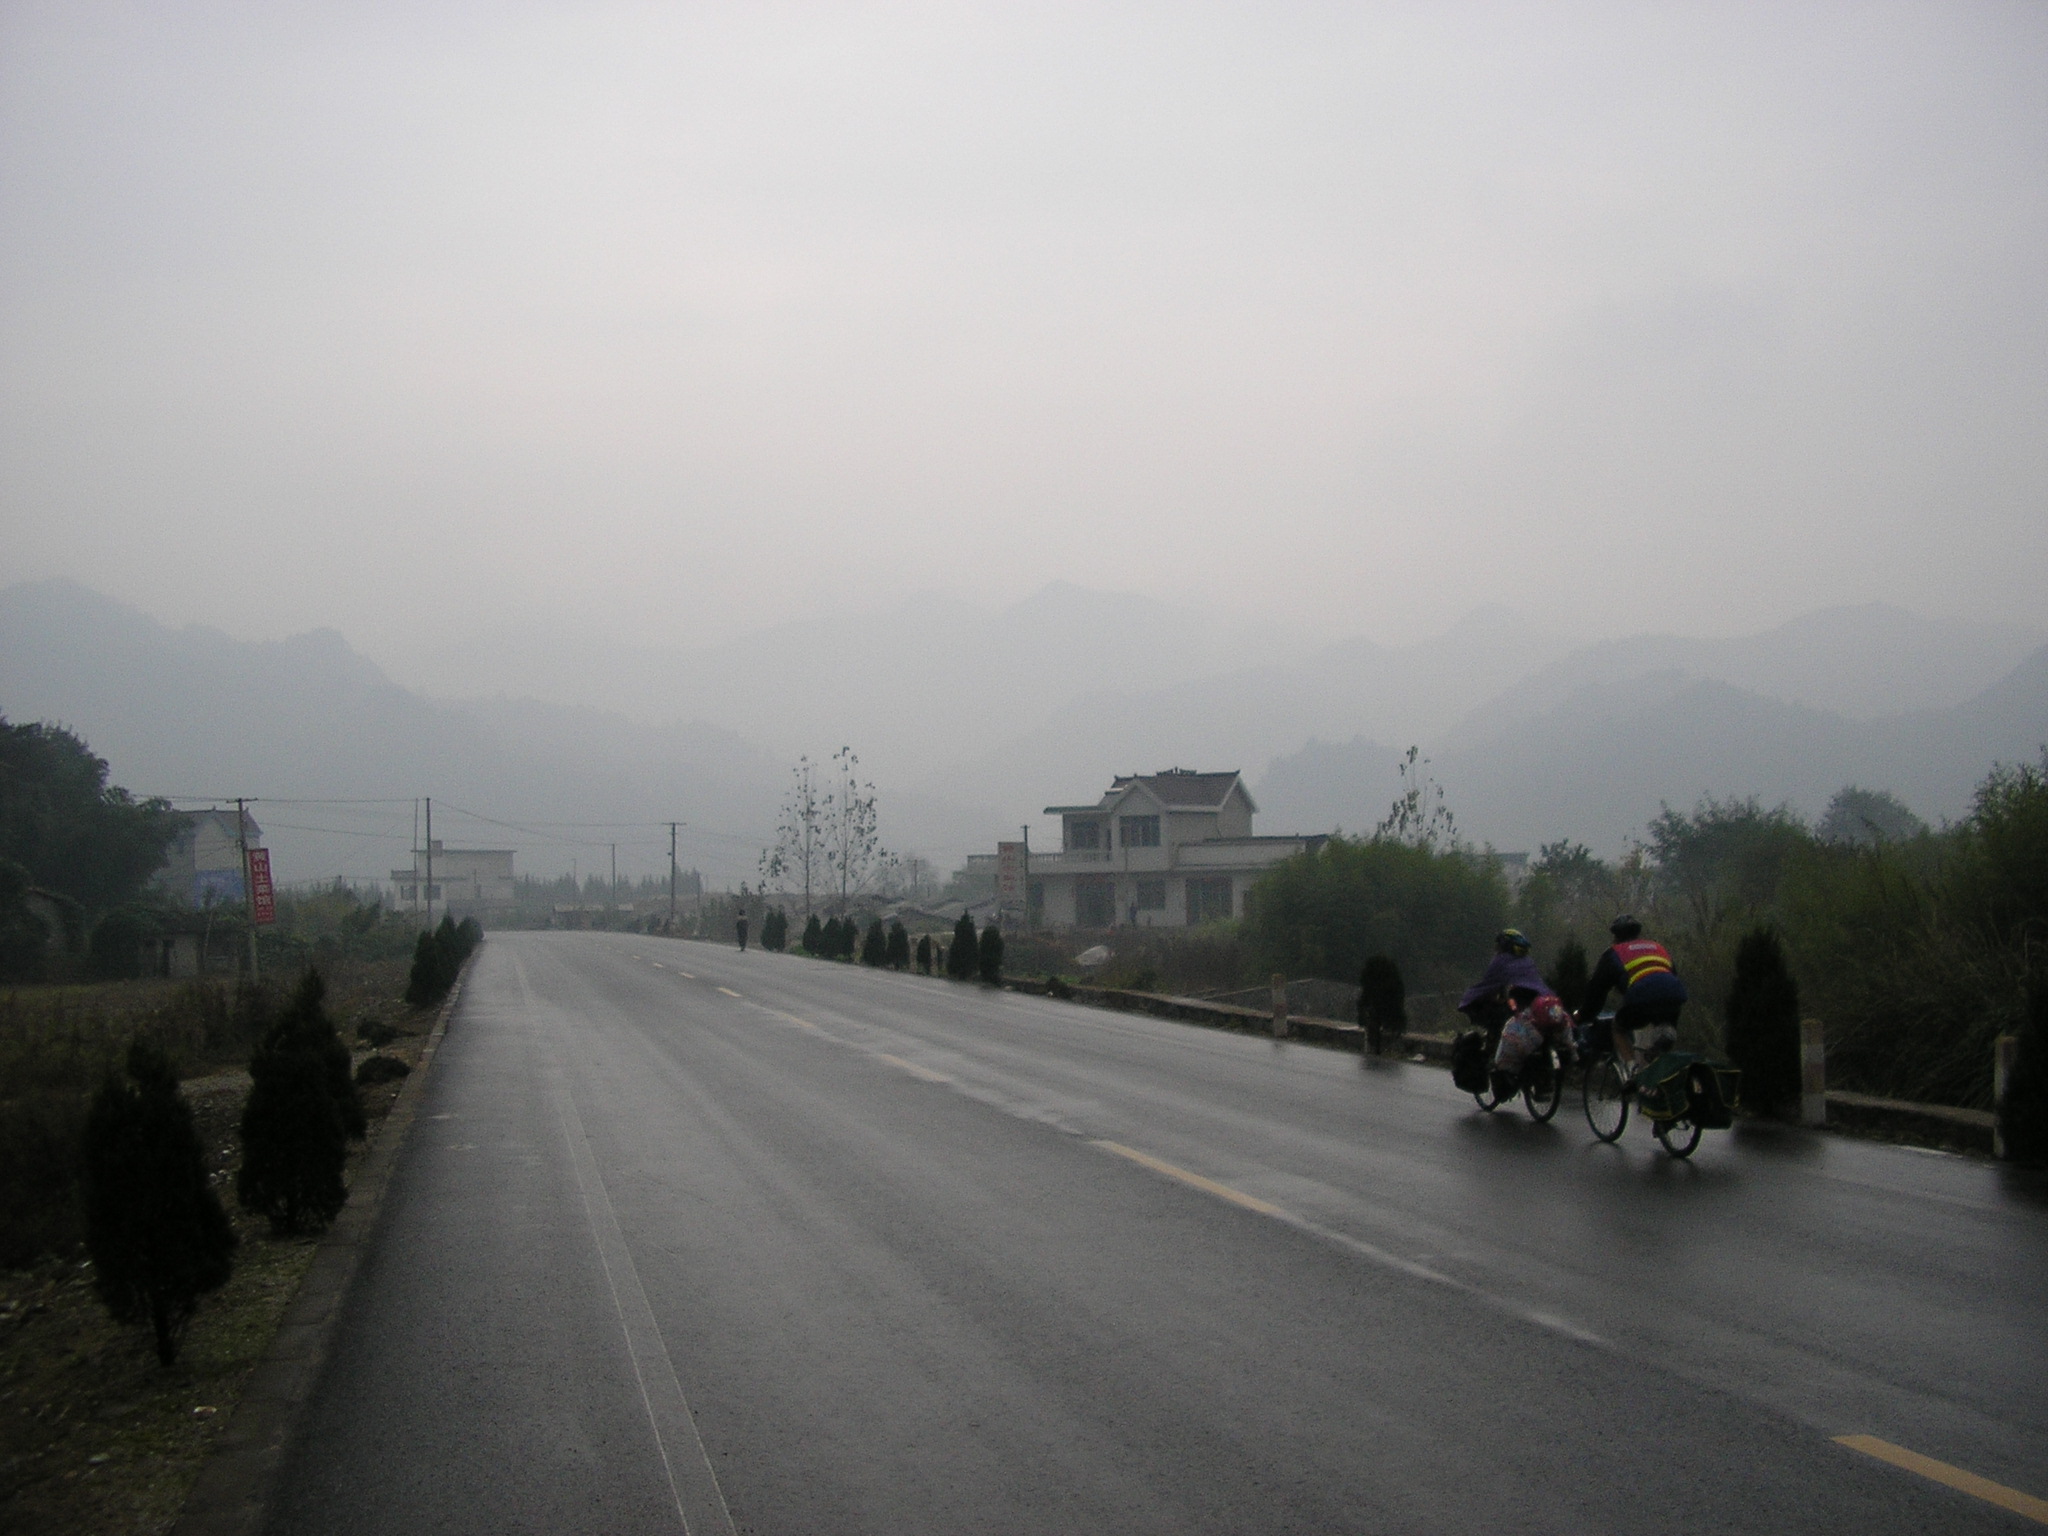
[83,1038,236,1365]
[1246,836,1508,995]
[860,919,886,967]
[886,920,911,970]
[1725,925,1802,1115]
[1818,786,1928,847]
[978,923,1004,985]
[0,719,181,914]
[1357,955,1405,1054]
[238,970,363,1234]
[947,914,979,979]
[802,913,823,953]
[1647,797,1812,938]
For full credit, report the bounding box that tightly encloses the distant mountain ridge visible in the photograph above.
[3,578,2042,883]
[1254,645,2048,853]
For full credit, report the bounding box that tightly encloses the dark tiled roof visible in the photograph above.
[1110,770,1243,808]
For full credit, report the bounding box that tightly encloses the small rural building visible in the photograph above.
[1030,769,1326,930]
[391,841,516,914]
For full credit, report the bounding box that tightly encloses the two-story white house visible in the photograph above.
[1029,769,1326,930]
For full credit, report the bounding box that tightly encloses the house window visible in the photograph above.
[1067,819,1102,851]
[1119,815,1160,848]
[1186,876,1233,923]
[1135,879,1166,910]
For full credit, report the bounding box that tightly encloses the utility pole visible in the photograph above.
[610,842,618,927]
[668,822,679,925]
[1021,823,1031,933]
[236,798,259,980]
[424,797,434,929]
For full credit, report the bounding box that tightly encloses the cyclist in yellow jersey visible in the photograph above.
[1577,914,1688,1068]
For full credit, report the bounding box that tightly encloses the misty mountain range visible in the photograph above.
[1,578,2042,887]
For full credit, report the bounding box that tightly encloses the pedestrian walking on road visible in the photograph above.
[736,912,749,952]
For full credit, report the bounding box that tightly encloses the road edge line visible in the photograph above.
[168,951,477,1536]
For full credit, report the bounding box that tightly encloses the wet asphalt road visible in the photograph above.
[264,931,2048,1535]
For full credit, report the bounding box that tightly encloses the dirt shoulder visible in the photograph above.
[0,983,438,1536]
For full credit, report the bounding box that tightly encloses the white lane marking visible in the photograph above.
[877,1052,952,1084]
[556,1079,737,1536]
[518,950,737,1536]
[1091,1139,1607,1349]
[716,986,741,998]
[676,971,696,980]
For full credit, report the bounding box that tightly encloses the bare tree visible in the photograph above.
[1376,746,1459,849]
[760,755,828,917]
[825,746,892,912]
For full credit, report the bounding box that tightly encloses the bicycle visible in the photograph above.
[1463,1035,1565,1122]
[1579,1014,1740,1158]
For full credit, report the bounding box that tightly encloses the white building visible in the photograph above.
[390,842,516,913]
[1030,769,1326,930]
[153,807,262,907]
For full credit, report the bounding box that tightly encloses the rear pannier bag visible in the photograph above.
[1451,1030,1491,1093]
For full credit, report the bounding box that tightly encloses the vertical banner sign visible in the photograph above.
[996,841,1026,920]
[247,848,277,927]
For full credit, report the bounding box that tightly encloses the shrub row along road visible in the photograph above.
[263,931,2046,1535]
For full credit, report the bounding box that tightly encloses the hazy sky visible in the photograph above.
[3,1,2043,667]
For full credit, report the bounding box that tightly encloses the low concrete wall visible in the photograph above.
[1004,977,1458,1059]
[1004,976,1992,1152]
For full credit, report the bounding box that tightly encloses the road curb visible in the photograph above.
[169,953,476,1536]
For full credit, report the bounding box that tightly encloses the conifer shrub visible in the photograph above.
[947,914,978,979]
[1725,925,1802,1115]
[1545,938,1589,1015]
[2001,963,2048,1166]
[818,916,842,958]
[886,920,910,970]
[1045,973,1073,999]
[802,913,823,953]
[1357,955,1406,1055]
[238,969,364,1235]
[977,924,1004,985]
[861,919,886,967]
[87,907,153,980]
[761,909,787,951]
[404,930,452,1007]
[82,1038,236,1365]
[915,934,932,974]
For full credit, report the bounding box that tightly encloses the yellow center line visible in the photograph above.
[716,987,742,998]
[1835,1436,2048,1524]
[652,962,665,969]
[1092,1141,1285,1218]
[876,1053,951,1083]
[675,971,695,980]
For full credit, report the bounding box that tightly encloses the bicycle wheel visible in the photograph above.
[1523,1053,1562,1123]
[1584,1055,1629,1142]
[1472,1080,1504,1113]
[1654,1113,1702,1159]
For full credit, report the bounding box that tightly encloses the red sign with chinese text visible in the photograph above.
[247,847,276,926]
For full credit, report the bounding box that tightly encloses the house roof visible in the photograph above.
[1047,769,1256,817]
